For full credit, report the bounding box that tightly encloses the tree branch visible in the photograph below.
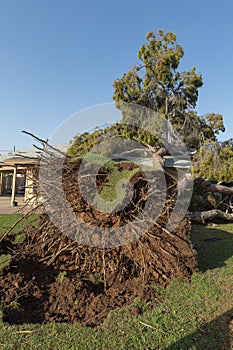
[194,177,233,196]
[189,209,233,224]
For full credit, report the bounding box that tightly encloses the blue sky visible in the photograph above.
[0,0,232,151]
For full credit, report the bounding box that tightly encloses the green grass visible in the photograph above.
[0,253,12,270]
[0,215,39,271]
[190,223,233,272]
[95,161,139,212]
[0,217,232,349]
[0,214,39,235]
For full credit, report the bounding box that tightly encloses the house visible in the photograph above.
[0,145,68,206]
[0,148,41,206]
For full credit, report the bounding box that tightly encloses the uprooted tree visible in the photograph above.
[0,133,199,325]
[0,30,231,326]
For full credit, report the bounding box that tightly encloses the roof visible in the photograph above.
[0,145,192,169]
[125,156,192,169]
[164,156,192,169]
[112,147,193,169]
[0,145,69,167]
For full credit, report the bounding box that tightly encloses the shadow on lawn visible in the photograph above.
[165,307,233,350]
[190,224,233,271]
[167,225,233,349]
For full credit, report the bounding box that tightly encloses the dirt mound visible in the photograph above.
[114,161,139,171]
[0,159,197,326]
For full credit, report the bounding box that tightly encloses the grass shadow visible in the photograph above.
[190,223,233,271]
[165,307,233,350]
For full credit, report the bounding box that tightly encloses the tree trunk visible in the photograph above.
[194,177,233,195]
[149,147,233,224]
[189,209,233,224]
[152,147,167,170]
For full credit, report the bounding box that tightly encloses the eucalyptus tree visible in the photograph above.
[113,30,223,148]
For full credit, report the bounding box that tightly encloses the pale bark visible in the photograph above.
[189,209,233,224]
[194,177,233,196]
[153,149,233,224]
[152,147,167,170]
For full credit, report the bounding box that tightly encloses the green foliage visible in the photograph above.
[203,113,225,135]
[12,233,26,245]
[0,254,12,270]
[193,140,233,182]
[189,188,225,212]
[68,30,224,154]
[189,190,213,212]
[113,29,224,148]
[0,214,39,234]
[190,140,233,212]
[67,123,160,159]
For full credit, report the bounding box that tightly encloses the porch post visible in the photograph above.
[11,165,17,205]
[0,171,2,196]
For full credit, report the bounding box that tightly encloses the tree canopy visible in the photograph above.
[113,29,224,148]
[69,29,225,158]
[193,140,233,182]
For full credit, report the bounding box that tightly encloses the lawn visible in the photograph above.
[0,215,232,349]
[0,214,39,235]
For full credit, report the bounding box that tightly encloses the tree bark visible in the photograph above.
[152,149,233,224]
[189,209,233,224]
[194,177,233,195]
[152,147,167,170]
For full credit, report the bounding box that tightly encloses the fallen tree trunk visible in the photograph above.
[189,209,233,224]
[153,148,233,224]
[154,147,233,195]
[194,177,233,196]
